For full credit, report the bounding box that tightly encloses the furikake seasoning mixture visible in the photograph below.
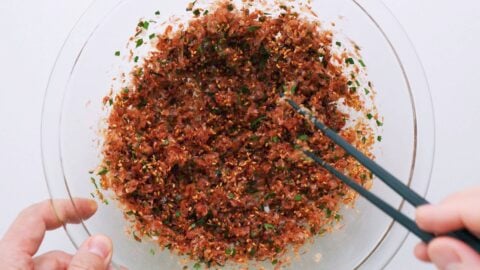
[99,1,375,267]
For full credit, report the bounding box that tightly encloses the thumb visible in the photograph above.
[68,235,113,270]
[428,237,480,270]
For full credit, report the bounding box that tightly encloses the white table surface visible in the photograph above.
[0,0,479,269]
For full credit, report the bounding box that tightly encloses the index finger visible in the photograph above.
[1,198,97,256]
[416,190,480,237]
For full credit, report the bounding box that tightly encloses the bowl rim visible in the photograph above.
[41,0,436,269]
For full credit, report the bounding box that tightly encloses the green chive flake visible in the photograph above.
[294,194,302,201]
[265,192,275,200]
[136,39,144,48]
[138,21,149,30]
[97,167,108,175]
[290,84,298,94]
[225,247,236,256]
[247,25,261,32]
[240,85,249,94]
[298,134,308,141]
[264,223,275,230]
[114,51,120,56]
[250,116,266,130]
[90,177,99,189]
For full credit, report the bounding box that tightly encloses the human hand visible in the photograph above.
[0,198,113,270]
[415,187,480,270]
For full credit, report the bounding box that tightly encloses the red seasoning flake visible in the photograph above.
[100,2,374,267]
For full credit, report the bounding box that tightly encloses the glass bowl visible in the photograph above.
[41,0,435,269]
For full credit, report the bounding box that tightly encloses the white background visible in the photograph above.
[0,0,479,269]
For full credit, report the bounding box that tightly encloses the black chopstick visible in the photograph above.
[282,95,480,252]
[282,96,426,206]
[303,150,434,243]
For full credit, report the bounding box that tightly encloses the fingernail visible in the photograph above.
[88,200,98,212]
[415,205,438,229]
[87,235,112,259]
[416,204,435,217]
[445,263,461,270]
[108,264,128,270]
[430,245,461,269]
